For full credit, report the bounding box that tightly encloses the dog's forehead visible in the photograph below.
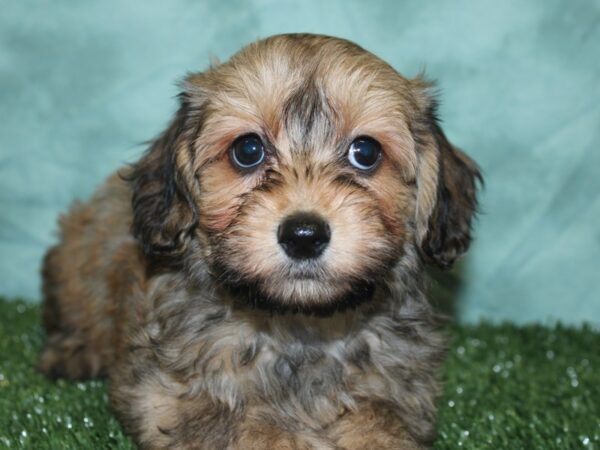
[189,35,418,166]
[279,76,334,153]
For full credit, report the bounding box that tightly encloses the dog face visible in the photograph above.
[129,34,481,311]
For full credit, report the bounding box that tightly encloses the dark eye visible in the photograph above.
[347,136,382,171]
[230,134,265,170]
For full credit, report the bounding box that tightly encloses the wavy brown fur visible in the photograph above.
[39,34,481,449]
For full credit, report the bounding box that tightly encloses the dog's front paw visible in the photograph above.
[328,403,426,450]
[231,422,336,450]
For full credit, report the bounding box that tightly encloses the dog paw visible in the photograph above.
[38,334,104,379]
[231,422,336,450]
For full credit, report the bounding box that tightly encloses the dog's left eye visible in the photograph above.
[230,134,265,170]
[347,136,382,171]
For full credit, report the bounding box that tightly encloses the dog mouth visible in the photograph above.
[212,264,378,316]
[226,278,376,316]
[282,261,324,280]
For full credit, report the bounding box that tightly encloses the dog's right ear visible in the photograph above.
[128,93,200,256]
[412,79,482,269]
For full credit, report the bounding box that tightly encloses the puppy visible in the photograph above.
[39,34,481,449]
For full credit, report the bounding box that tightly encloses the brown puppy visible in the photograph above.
[39,34,481,449]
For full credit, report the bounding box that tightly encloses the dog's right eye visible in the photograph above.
[230,134,265,170]
[347,136,382,171]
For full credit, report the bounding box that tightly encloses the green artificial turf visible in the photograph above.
[0,298,598,449]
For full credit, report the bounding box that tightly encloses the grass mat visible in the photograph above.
[0,298,598,449]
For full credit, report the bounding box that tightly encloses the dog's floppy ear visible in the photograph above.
[128,93,200,256]
[413,84,482,269]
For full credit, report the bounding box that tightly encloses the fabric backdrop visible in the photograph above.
[1,0,599,324]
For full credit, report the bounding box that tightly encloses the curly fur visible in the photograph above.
[39,34,481,449]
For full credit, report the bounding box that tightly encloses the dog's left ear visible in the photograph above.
[128,93,200,257]
[413,83,482,269]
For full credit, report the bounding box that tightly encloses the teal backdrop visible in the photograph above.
[1,0,599,324]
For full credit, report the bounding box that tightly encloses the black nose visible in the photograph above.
[278,213,331,260]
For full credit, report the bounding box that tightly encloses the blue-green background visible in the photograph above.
[1,0,598,324]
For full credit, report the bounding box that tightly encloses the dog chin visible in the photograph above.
[218,270,377,316]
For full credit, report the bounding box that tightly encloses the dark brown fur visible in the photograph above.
[39,34,481,449]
